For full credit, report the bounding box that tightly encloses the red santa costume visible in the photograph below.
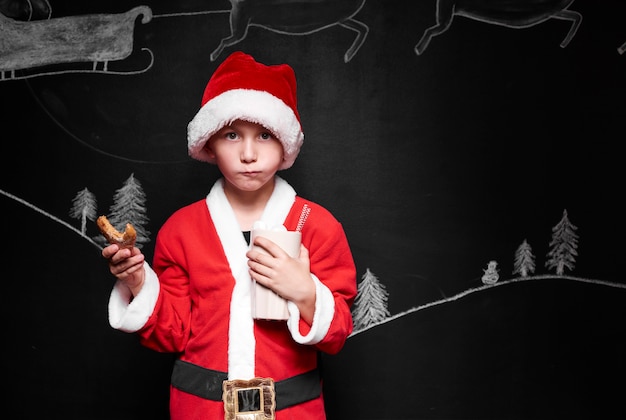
[107,52,357,419]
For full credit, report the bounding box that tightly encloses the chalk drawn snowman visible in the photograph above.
[481,260,500,285]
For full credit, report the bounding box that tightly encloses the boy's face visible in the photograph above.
[205,119,284,193]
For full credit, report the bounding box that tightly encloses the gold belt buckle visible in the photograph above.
[223,377,276,420]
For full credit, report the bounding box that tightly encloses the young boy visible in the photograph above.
[102,51,357,420]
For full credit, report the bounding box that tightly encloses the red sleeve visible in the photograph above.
[286,198,357,354]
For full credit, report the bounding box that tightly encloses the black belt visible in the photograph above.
[171,359,321,411]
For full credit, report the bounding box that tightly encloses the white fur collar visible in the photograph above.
[205,176,296,379]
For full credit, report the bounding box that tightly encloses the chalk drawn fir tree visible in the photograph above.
[102,173,150,249]
[545,209,578,275]
[352,268,390,331]
[512,239,536,278]
[69,187,97,235]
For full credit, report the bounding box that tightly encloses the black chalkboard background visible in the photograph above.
[1,1,625,418]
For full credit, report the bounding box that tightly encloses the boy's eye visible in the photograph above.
[226,132,238,140]
[260,132,272,140]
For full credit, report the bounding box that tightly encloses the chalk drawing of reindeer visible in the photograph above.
[415,0,582,55]
[210,0,369,63]
[0,0,51,21]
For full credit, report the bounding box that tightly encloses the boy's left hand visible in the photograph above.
[246,236,316,320]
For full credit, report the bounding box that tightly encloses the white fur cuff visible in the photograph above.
[108,262,160,333]
[286,274,335,344]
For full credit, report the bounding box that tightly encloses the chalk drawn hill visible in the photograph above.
[322,278,626,419]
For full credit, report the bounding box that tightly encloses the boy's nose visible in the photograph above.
[241,139,257,162]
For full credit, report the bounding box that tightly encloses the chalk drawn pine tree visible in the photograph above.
[352,268,390,331]
[102,173,150,249]
[545,209,578,275]
[69,187,97,235]
[513,239,536,278]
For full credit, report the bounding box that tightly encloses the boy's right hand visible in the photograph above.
[102,244,146,297]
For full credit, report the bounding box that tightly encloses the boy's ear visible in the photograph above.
[204,141,216,159]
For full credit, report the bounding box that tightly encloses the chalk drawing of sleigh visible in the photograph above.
[0,5,153,80]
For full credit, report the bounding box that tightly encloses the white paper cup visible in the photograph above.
[250,229,301,320]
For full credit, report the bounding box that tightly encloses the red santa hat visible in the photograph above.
[187,51,304,170]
